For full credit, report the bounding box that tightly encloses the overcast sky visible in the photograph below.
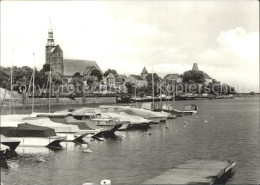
[1,1,259,92]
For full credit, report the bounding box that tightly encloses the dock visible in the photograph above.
[143,159,236,184]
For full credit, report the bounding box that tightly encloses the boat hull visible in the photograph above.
[4,137,65,148]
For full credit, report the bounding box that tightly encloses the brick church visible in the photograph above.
[45,22,102,76]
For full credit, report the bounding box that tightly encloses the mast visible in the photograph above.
[135,80,137,107]
[165,82,168,110]
[9,49,14,114]
[152,65,155,110]
[32,53,35,113]
[49,65,51,113]
[160,80,162,109]
[172,80,176,109]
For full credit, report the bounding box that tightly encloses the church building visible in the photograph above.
[45,21,102,77]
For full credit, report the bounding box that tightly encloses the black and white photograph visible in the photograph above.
[0,0,259,184]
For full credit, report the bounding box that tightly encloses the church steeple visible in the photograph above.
[47,18,55,46]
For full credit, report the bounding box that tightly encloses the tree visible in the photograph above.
[104,69,118,78]
[182,70,206,84]
[42,64,52,73]
[71,74,84,96]
[90,69,103,81]
[0,68,9,89]
[74,72,82,77]
[145,73,161,96]
[84,76,95,86]
[125,82,135,94]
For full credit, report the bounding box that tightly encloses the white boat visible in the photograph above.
[0,122,65,148]
[141,102,175,119]
[118,106,167,123]
[101,112,151,130]
[64,116,122,138]
[183,104,198,115]
[86,117,123,137]
[21,117,101,143]
[72,108,101,119]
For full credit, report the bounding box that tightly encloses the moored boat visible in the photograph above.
[183,104,198,115]
[101,112,151,130]
[0,123,65,148]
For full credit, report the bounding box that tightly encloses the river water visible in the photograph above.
[1,97,259,184]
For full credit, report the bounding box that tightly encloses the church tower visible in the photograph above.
[192,63,199,71]
[141,66,148,79]
[45,18,64,75]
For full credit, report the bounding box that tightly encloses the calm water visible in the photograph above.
[1,97,259,184]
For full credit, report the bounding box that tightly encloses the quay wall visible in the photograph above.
[2,96,117,107]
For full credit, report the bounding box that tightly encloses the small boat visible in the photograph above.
[121,107,167,123]
[118,112,151,130]
[64,115,122,138]
[101,112,151,130]
[183,104,198,115]
[87,117,122,137]
[162,104,184,117]
[72,108,101,120]
[141,102,176,119]
[21,117,97,143]
[0,135,20,150]
[0,123,65,148]
[100,105,164,124]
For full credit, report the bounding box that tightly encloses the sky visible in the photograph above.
[1,0,259,92]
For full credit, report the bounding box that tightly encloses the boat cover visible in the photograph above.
[22,117,80,133]
[0,123,57,137]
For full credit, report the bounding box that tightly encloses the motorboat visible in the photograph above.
[118,106,167,123]
[162,104,184,117]
[64,116,122,138]
[100,105,164,124]
[162,104,198,116]
[21,117,102,143]
[118,112,151,130]
[0,135,20,150]
[87,116,122,137]
[101,112,151,130]
[0,122,65,148]
[183,104,198,115]
[141,102,176,119]
[71,108,101,120]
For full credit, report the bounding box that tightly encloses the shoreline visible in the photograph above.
[1,94,258,108]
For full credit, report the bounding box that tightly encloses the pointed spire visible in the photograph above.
[47,17,55,46]
[49,17,52,31]
[141,66,148,74]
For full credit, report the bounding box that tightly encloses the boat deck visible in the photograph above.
[142,159,235,184]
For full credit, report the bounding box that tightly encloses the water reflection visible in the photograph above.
[0,159,8,169]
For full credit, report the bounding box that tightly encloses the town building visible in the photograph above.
[45,21,102,77]
[163,74,182,84]
[141,67,148,79]
[106,73,116,87]
[126,75,147,87]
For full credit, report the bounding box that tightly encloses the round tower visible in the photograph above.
[192,63,199,71]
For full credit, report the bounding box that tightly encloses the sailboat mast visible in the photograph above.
[32,53,35,113]
[152,66,155,110]
[160,80,162,109]
[172,80,175,109]
[10,49,14,114]
[49,65,51,113]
